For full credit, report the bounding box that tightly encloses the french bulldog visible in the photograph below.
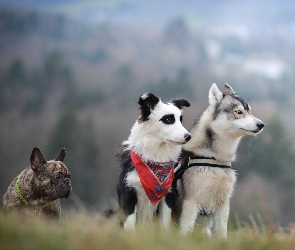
[2,147,72,220]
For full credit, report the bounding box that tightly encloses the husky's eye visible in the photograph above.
[160,114,175,125]
[235,110,243,115]
[180,115,183,123]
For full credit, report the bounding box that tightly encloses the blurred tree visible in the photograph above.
[236,116,295,222]
[46,109,100,206]
[44,50,72,83]
[7,59,27,84]
[149,67,194,99]
[0,9,38,34]
[164,17,191,50]
[87,47,108,64]
[238,116,295,182]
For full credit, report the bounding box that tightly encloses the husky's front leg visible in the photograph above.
[179,199,199,235]
[212,202,230,239]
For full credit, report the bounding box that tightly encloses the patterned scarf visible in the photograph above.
[130,150,175,205]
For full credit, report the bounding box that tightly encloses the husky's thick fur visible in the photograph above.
[117,92,191,230]
[175,83,264,238]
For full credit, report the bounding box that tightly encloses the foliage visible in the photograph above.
[236,117,295,224]
[46,110,100,206]
[1,212,295,250]
[1,7,295,227]
[238,116,295,184]
[149,67,194,100]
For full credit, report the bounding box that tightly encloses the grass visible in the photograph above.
[1,211,295,250]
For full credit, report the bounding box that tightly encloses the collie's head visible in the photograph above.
[125,92,191,162]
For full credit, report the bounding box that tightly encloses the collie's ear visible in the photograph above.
[55,148,66,162]
[30,147,47,172]
[209,83,223,105]
[138,92,160,122]
[171,99,190,109]
[223,83,235,95]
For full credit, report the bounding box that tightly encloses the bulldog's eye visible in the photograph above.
[160,114,175,125]
[235,110,243,115]
[55,173,62,179]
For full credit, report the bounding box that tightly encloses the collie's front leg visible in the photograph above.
[124,206,137,231]
[179,199,198,235]
[158,199,172,229]
[119,190,138,231]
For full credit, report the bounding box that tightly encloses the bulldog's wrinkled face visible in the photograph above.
[30,148,72,201]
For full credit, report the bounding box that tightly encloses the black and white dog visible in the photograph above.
[117,92,191,230]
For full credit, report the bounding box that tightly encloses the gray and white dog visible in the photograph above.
[2,147,72,220]
[174,83,264,238]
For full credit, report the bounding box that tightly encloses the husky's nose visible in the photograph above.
[257,121,265,130]
[184,133,191,142]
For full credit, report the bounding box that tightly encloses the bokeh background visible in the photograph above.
[0,0,295,226]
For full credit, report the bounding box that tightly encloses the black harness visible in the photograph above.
[174,156,232,183]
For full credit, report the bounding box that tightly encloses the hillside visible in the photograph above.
[0,5,295,227]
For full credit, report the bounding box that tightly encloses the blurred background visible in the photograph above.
[0,0,295,227]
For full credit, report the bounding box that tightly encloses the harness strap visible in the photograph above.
[189,157,231,168]
[173,156,232,184]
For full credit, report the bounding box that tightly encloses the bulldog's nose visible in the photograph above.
[184,133,191,142]
[257,121,265,130]
[64,179,71,186]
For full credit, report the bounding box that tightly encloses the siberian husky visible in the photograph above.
[117,92,191,230]
[174,83,264,238]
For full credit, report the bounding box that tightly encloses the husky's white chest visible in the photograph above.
[181,167,236,212]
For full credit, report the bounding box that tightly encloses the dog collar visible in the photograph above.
[130,150,175,205]
[15,172,52,212]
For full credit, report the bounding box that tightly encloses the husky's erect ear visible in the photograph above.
[30,147,47,172]
[224,83,235,95]
[55,148,66,162]
[171,99,190,109]
[138,92,160,122]
[209,83,223,105]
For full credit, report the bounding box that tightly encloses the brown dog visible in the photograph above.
[2,147,72,220]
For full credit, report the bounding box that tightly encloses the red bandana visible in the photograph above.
[130,150,175,205]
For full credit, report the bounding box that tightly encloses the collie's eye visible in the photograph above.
[160,114,175,125]
[235,110,243,115]
[55,173,62,179]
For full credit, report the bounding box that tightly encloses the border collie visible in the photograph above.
[117,92,191,230]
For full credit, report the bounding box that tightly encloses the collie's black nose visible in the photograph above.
[257,121,265,130]
[184,133,191,142]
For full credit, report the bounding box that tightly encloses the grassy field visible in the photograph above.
[1,211,295,250]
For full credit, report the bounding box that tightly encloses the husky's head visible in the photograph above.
[209,83,264,137]
[126,92,191,162]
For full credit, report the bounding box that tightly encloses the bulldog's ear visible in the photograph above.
[223,83,235,95]
[209,83,223,105]
[55,148,66,162]
[171,99,190,110]
[30,147,47,172]
[138,92,160,122]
